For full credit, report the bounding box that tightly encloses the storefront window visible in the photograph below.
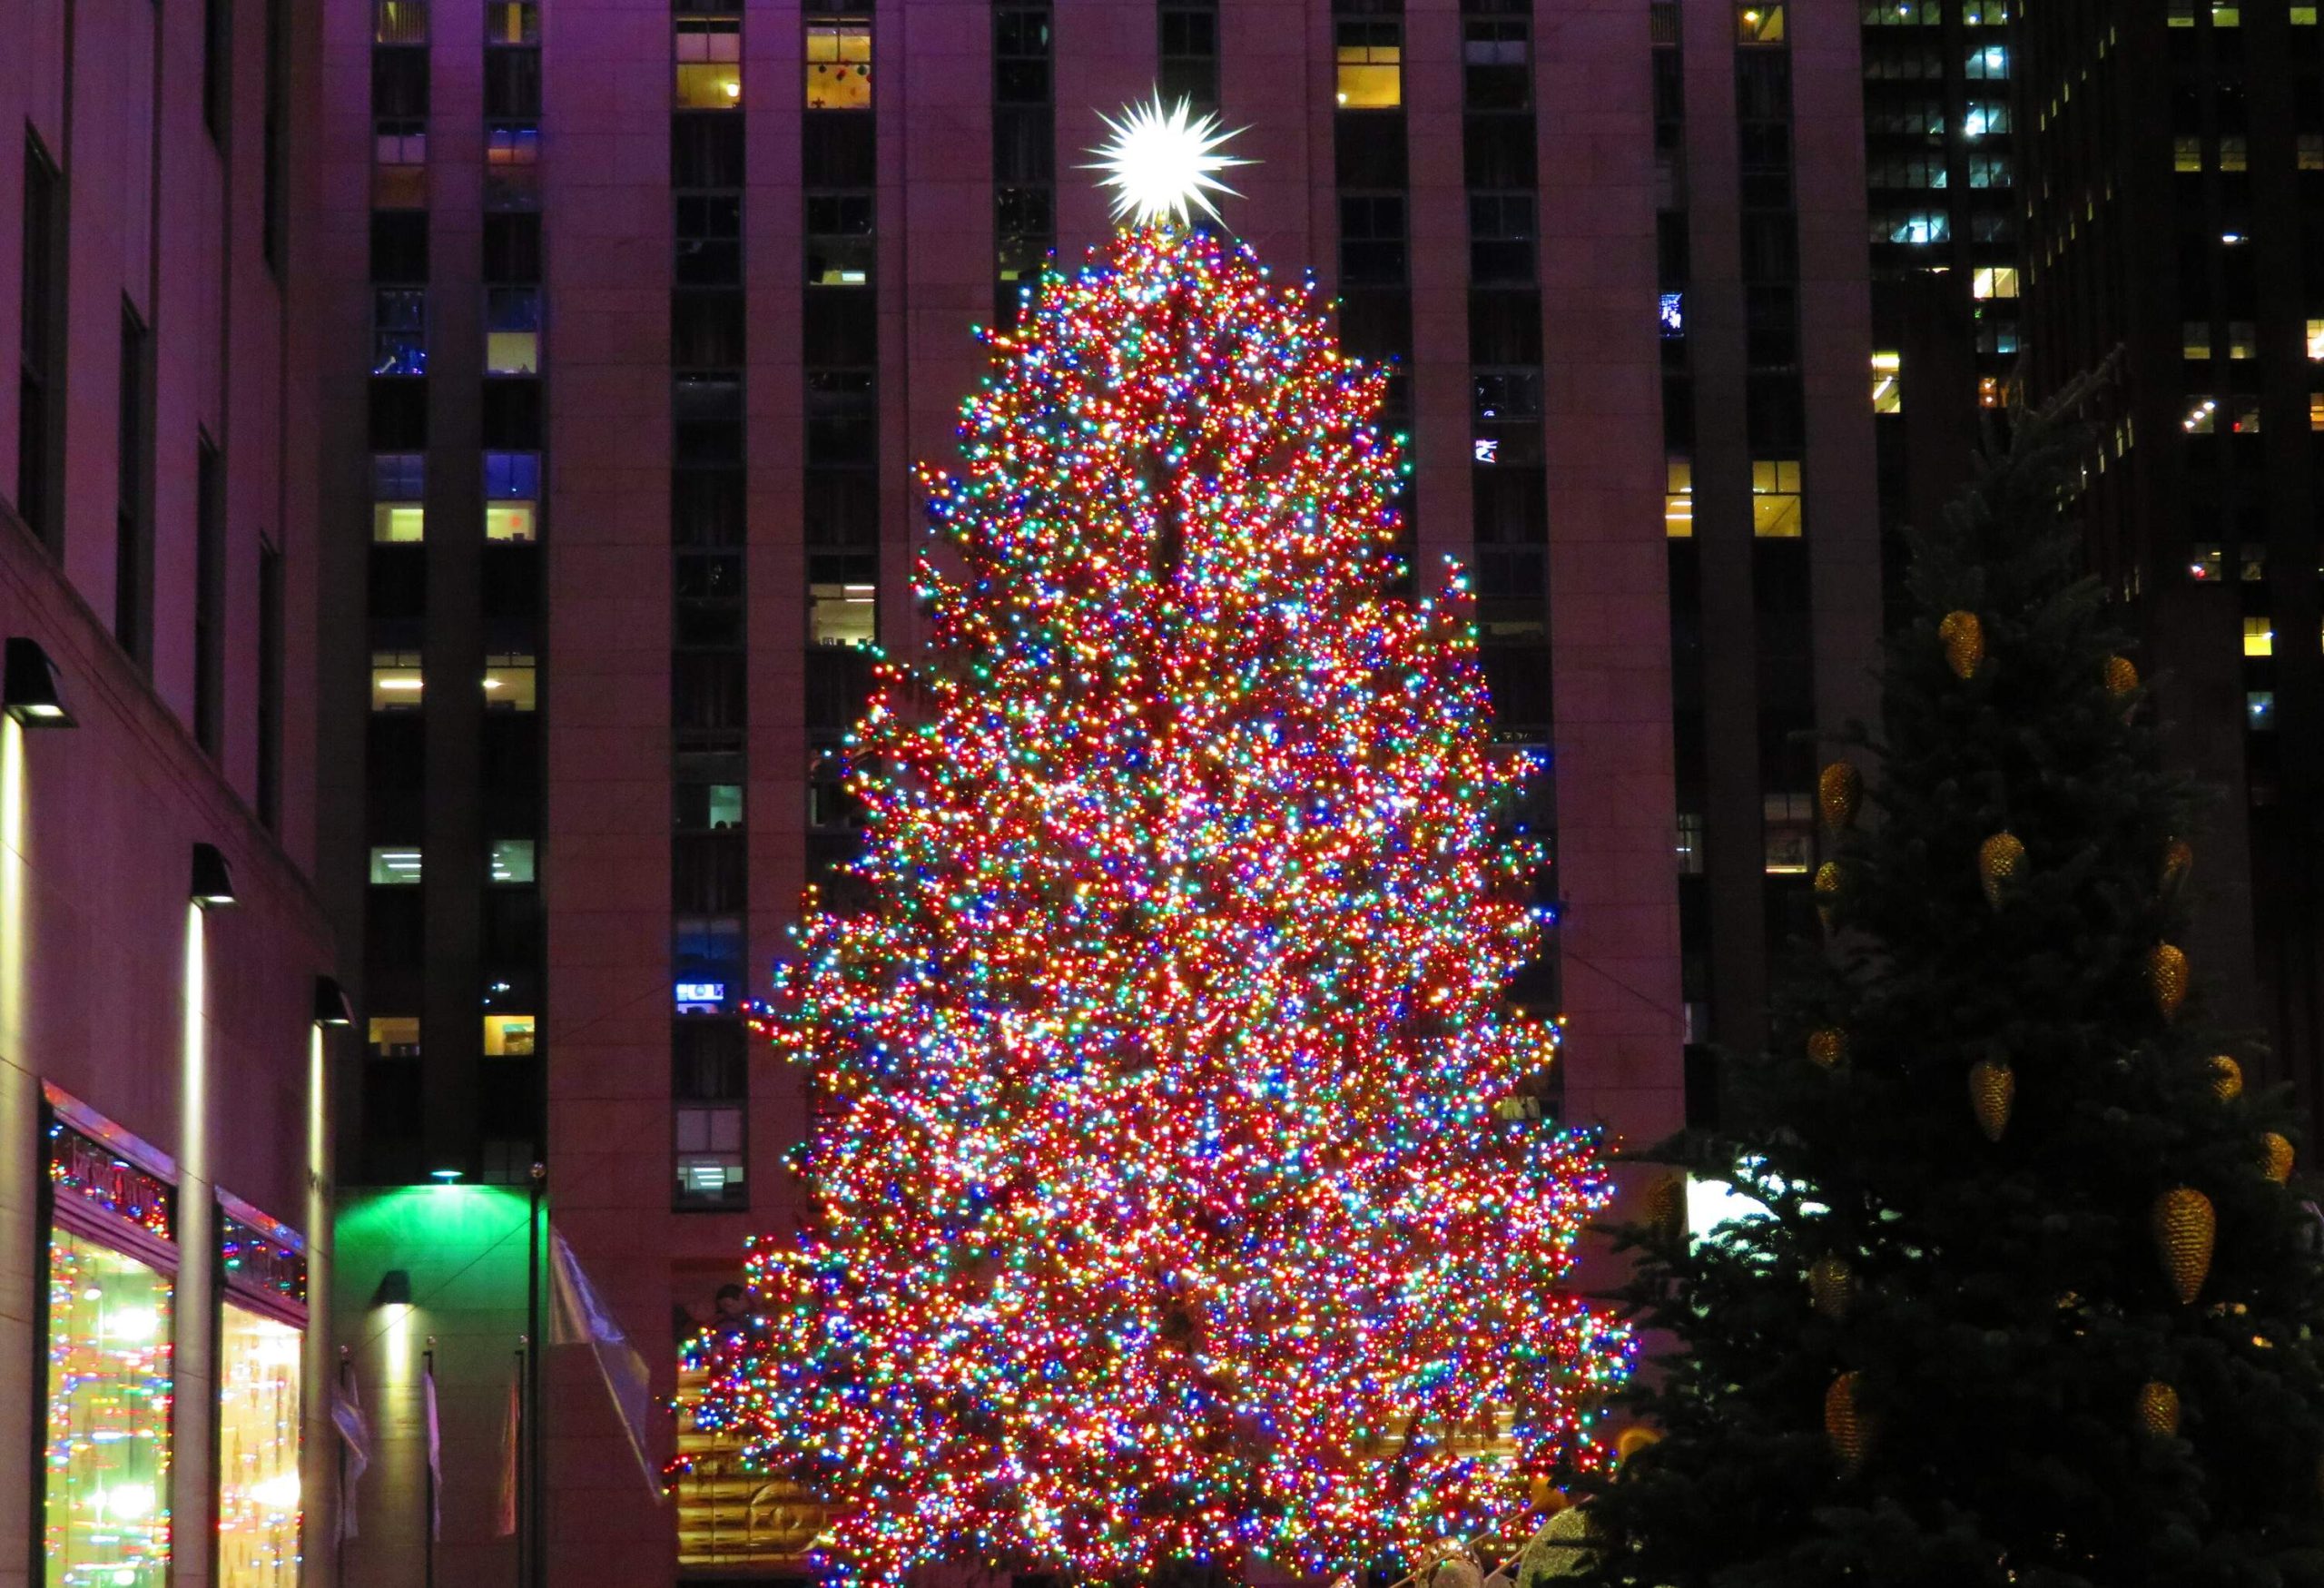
[44,1226,174,1587]
[216,1305,302,1586]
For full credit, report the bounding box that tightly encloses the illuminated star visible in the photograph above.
[1083,93,1251,227]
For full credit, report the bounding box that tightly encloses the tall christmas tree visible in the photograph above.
[687,103,1630,1585]
[1582,380,2324,1586]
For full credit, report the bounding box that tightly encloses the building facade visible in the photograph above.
[2015,0,2324,1128]
[310,2,1884,1584]
[0,0,340,1583]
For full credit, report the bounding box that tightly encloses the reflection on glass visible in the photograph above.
[217,1305,301,1588]
[45,1228,173,1588]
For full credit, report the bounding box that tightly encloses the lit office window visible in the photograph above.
[2182,397,2218,433]
[1971,267,2018,300]
[369,846,423,884]
[2183,322,2212,360]
[489,839,537,883]
[805,192,874,286]
[1750,460,1803,538]
[2227,321,2257,360]
[675,1105,746,1207]
[484,1013,537,1056]
[2306,320,2324,360]
[370,652,424,709]
[375,0,428,43]
[805,21,872,109]
[1334,19,1402,109]
[2244,616,2275,658]
[1665,459,1694,538]
[485,450,539,542]
[809,584,878,648]
[487,1,537,44]
[372,289,428,376]
[372,452,426,542]
[1871,352,1903,413]
[486,288,541,374]
[369,1016,421,1058]
[675,16,742,109]
[484,655,538,711]
[1737,5,1785,44]
[2174,136,2203,173]
[2248,691,2275,730]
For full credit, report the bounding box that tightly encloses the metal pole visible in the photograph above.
[527,1162,546,1588]
[423,1342,437,1588]
[512,1339,527,1588]
[337,1346,350,1588]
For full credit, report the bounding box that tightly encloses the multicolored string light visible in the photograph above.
[688,225,1630,1583]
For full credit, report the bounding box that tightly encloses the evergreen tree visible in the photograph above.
[687,223,1629,1585]
[1581,380,2324,1587]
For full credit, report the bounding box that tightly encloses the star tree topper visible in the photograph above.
[1083,92,1251,226]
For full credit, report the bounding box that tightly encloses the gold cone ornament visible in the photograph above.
[1967,1058,2015,1142]
[2210,1055,2245,1101]
[2262,1132,2296,1184]
[1807,1257,1856,1321]
[1939,610,1985,679]
[1825,1372,1871,1472]
[1807,1028,1848,1069]
[2152,1187,2217,1305]
[2105,654,2141,699]
[1977,832,2026,909]
[2161,838,2194,894]
[1814,861,1844,931]
[1644,1175,1687,1245]
[2136,1381,2181,1438]
[1818,761,1863,831]
[2147,943,2190,1021]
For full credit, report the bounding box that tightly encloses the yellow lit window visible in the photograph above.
[2173,135,2202,173]
[487,1,536,44]
[2301,135,2324,171]
[810,584,879,647]
[485,1013,536,1057]
[1971,267,2019,300]
[806,22,872,110]
[484,655,538,711]
[675,19,742,109]
[1750,459,1803,538]
[2168,1,2196,24]
[2244,616,2275,657]
[2306,321,2324,360]
[373,503,424,542]
[2183,321,2212,360]
[1979,375,2004,408]
[1738,5,1786,43]
[1872,351,1903,414]
[369,1015,420,1057]
[1665,459,1694,538]
[371,653,423,709]
[2296,6,2319,23]
[2309,393,2324,430]
[1335,21,1403,109]
[2212,4,2240,25]
[2228,321,2256,360]
[487,503,537,541]
[1763,793,1814,874]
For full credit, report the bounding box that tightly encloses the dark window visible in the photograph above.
[673,469,744,548]
[1462,114,1534,188]
[806,370,877,467]
[673,375,743,465]
[674,651,746,734]
[115,305,153,665]
[204,0,232,141]
[483,47,541,119]
[992,107,1055,183]
[675,194,743,285]
[17,135,63,547]
[672,1020,747,1101]
[257,543,282,827]
[262,0,288,268]
[371,48,429,118]
[483,212,541,283]
[195,438,226,756]
[1469,192,1535,283]
[1158,2,1218,108]
[1334,113,1408,188]
[369,378,429,449]
[482,380,542,449]
[804,470,878,549]
[993,8,1052,104]
[672,114,744,188]
[1462,16,1529,111]
[672,291,745,368]
[372,212,430,281]
[1467,289,1541,366]
[802,113,874,186]
[673,832,746,912]
[1339,193,1407,286]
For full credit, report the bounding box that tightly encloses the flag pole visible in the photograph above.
[423,1340,437,1588]
[336,1346,350,1588]
[526,1162,546,1588]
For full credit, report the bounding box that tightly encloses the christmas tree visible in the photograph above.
[1581,380,2324,1587]
[687,107,1630,1586]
